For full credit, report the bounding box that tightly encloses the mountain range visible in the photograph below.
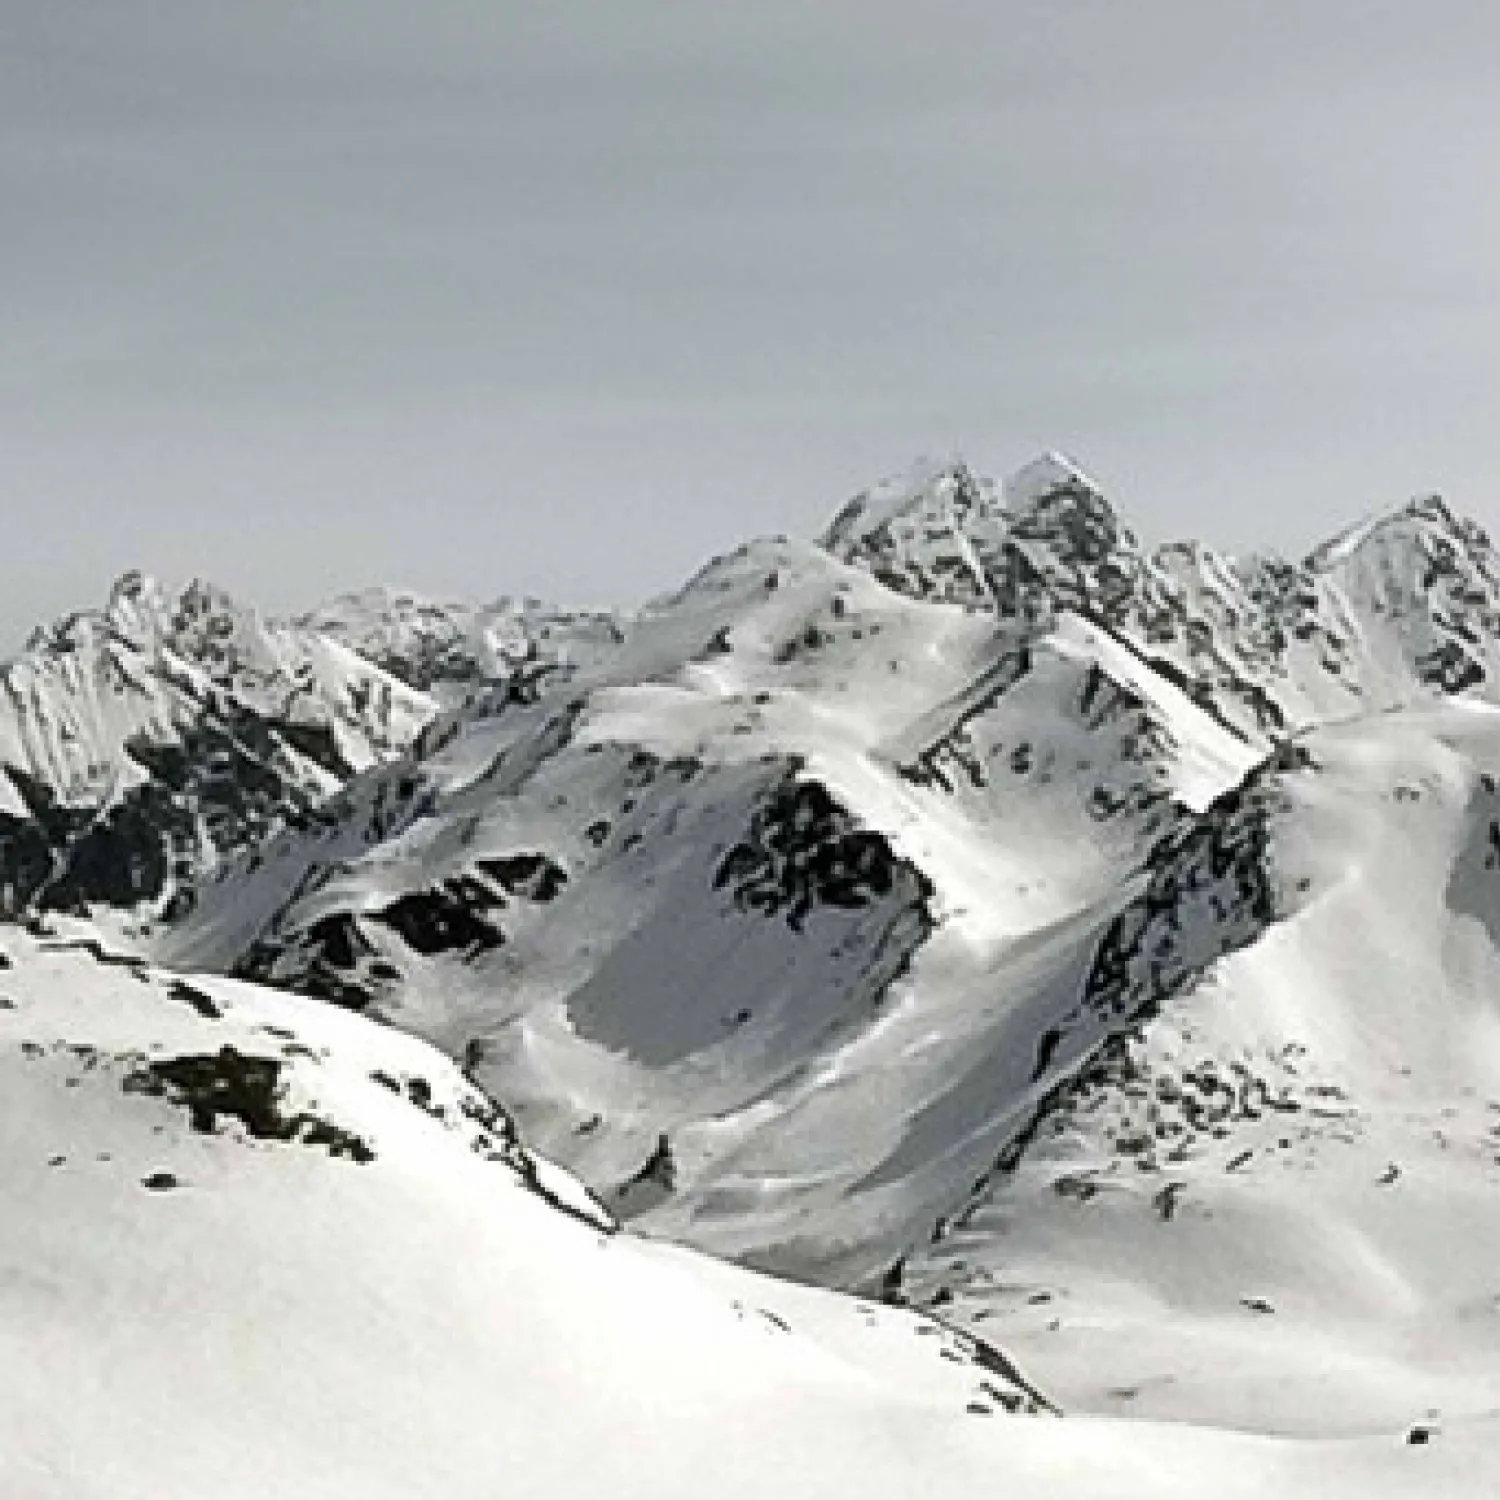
[5,453,1499,1496]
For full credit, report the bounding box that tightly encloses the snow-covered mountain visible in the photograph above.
[902,703,1500,1437]
[165,494,1258,1286]
[297,585,627,706]
[0,572,436,919]
[8,453,1500,1491]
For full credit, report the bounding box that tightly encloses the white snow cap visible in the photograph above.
[819,454,972,550]
[103,568,173,640]
[1001,451,1105,510]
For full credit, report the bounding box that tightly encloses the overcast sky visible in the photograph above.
[5,1,1500,647]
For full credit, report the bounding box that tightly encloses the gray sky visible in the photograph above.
[5,1,1500,647]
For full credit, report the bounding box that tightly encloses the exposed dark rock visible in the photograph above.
[714,775,934,934]
[474,853,567,904]
[373,887,504,957]
[167,980,222,1020]
[122,1046,376,1163]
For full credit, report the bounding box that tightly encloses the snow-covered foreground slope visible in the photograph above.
[1,935,1490,1499]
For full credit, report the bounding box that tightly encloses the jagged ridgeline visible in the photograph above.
[0,573,619,918]
[9,455,1500,1438]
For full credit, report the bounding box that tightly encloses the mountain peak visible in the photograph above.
[15,569,173,657]
[1394,492,1460,530]
[106,567,160,606]
[1000,452,1131,567]
[818,456,981,554]
[102,568,172,643]
[1304,491,1487,574]
[1001,451,1104,512]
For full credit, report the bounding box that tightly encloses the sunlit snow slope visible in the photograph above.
[5,935,1492,1499]
[904,704,1500,1436]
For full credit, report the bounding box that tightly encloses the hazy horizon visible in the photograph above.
[7,2,1500,646]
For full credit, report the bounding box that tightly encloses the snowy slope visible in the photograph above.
[4,932,1493,1499]
[902,703,1500,1439]
[132,462,1500,1299]
[298,585,627,706]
